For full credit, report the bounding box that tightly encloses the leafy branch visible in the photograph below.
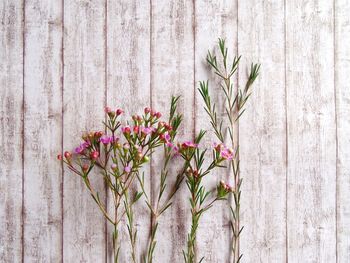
[199,38,260,263]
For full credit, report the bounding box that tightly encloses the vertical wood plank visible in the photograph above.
[335,0,350,261]
[63,0,106,262]
[286,1,337,261]
[194,0,237,262]
[23,0,63,261]
[238,0,287,262]
[106,0,151,261]
[151,1,195,262]
[0,1,23,262]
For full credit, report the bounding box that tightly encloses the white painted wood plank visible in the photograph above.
[63,0,106,262]
[335,0,350,261]
[194,1,237,262]
[286,1,337,261]
[151,1,195,262]
[106,0,151,261]
[238,0,287,262]
[0,1,23,262]
[23,0,63,261]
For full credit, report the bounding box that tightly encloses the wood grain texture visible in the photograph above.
[238,0,287,262]
[1,0,349,262]
[23,0,63,261]
[335,0,350,261]
[63,0,106,262]
[151,1,195,261]
[106,0,151,261]
[0,0,23,262]
[194,0,237,262]
[286,0,337,262]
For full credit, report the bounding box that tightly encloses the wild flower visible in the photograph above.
[58,97,185,263]
[199,38,260,263]
[179,130,232,263]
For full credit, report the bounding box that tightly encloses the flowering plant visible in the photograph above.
[198,38,260,262]
[57,38,260,263]
[58,99,181,263]
[178,132,234,263]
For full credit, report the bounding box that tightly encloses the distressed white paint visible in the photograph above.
[23,0,63,261]
[239,0,287,262]
[0,0,347,262]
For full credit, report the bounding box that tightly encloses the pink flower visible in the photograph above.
[75,145,85,154]
[122,125,131,134]
[133,126,139,134]
[116,109,124,116]
[75,141,90,154]
[64,151,72,159]
[104,106,112,113]
[181,141,198,149]
[144,107,151,114]
[214,143,234,160]
[90,151,99,160]
[111,163,118,171]
[160,133,171,142]
[141,127,153,135]
[154,112,162,119]
[220,180,232,191]
[220,148,234,160]
[100,135,111,145]
[124,164,131,173]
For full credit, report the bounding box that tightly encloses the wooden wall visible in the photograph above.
[1,0,349,262]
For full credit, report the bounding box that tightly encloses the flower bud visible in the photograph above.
[144,107,151,114]
[122,126,131,134]
[155,112,162,119]
[104,106,111,113]
[57,154,62,160]
[133,126,139,134]
[116,109,123,116]
[90,151,99,160]
[82,164,89,173]
[142,156,150,163]
[94,131,103,138]
[64,151,72,159]
[111,163,118,171]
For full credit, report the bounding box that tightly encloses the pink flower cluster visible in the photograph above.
[104,107,123,117]
[214,143,234,160]
[220,180,232,192]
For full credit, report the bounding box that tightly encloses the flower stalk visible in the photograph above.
[198,38,260,263]
[59,105,174,263]
[179,131,232,263]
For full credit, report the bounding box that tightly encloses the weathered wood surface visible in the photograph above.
[63,0,106,262]
[151,1,195,261]
[0,0,347,262]
[23,0,63,261]
[106,0,151,261]
[194,1,237,262]
[335,0,350,262]
[286,0,337,262]
[238,0,287,262]
[0,1,23,262]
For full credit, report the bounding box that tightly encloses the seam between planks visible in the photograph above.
[284,0,288,262]
[284,0,289,262]
[104,0,108,262]
[333,0,339,262]
[61,0,65,261]
[149,0,154,244]
[21,0,26,262]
